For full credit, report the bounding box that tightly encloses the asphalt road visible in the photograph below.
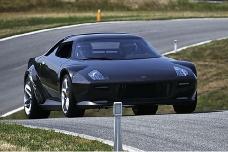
[1,18,228,150]
[13,111,228,151]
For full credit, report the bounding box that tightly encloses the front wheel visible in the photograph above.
[24,77,50,119]
[173,93,197,114]
[173,102,196,114]
[132,105,158,115]
[61,75,85,118]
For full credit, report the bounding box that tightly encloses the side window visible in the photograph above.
[44,45,57,56]
[44,40,63,56]
[55,42,73,58]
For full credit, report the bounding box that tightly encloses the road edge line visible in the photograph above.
[163,36,228,56]
[22,124,143,152]
[0,106,24,118]
[0,21,130,42]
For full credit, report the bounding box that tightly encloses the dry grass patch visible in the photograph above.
[0,140,28,151]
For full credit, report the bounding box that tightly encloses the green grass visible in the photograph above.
[0,122,112,151]
[168,39,228,111]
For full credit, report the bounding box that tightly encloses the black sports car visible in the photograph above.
[24,33,197,118]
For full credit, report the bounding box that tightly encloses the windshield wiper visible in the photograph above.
[82,57,113,60]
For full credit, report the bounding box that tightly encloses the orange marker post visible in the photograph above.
[96,9,101,22]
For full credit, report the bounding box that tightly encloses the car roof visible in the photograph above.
[63,33,142,42]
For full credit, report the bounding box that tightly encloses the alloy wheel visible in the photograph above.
[24,81,32,115]
[61,78,70,114]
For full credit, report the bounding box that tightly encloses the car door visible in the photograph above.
[40,41,73,99]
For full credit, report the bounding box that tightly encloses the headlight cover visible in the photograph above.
[174,66,188,77]
[88,70,105,80]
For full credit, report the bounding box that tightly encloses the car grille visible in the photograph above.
[119,82,172,99]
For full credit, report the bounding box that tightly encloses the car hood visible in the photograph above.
[69,57,179,82]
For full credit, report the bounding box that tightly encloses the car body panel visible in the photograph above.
[24,33,197,110]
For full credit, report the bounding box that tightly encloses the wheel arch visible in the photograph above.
[59,69,71,91]
[24,71,30,85]
[24,65,38,84]
[24,64,48,104]
[58,66,84,92]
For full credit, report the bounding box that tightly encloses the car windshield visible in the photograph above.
[73,38,160,60]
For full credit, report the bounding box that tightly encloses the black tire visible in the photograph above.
[61,75,85,118]
[24,77,50,119]
[173,93,197,114]
[132,105,158,115]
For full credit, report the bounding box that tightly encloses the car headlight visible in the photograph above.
[174,66,188,77]
[88,70,105,80]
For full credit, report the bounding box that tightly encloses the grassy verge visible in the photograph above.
[1,11,228,38]
[0,122,112,151]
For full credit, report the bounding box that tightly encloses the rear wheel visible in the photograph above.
[173,93,197,114]
[132,105,158,115]
[61,75,85,118]
[24,77,50,119]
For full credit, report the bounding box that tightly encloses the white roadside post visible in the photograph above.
[113,102,123,152]
[174,40,178,52]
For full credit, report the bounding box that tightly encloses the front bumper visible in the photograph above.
[72,79,197,108]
